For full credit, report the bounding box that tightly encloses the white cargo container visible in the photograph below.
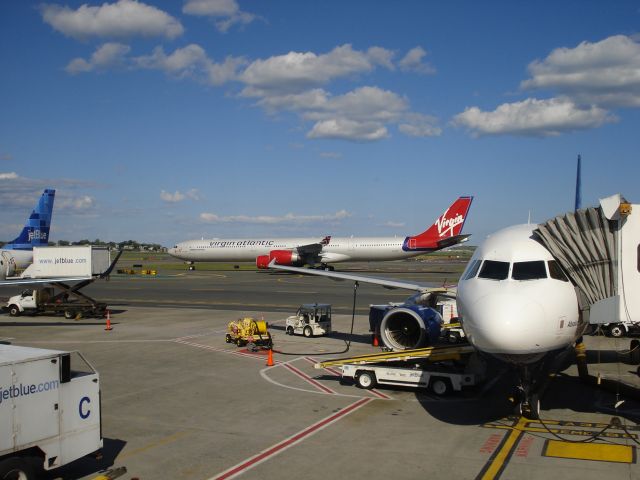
[0,345,102,479]
[18,246,111,279]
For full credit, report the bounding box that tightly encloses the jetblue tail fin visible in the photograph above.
[403,196,473,251]
[4,189,56,250]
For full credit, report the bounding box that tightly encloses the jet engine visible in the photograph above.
[0,251,17,281]
[378,305,443,351]
[256,250,302,269]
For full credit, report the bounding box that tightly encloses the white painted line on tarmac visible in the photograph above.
[283,362,337,395]
[304,356,393,400]
[207,397,372,480]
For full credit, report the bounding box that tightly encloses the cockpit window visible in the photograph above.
[548,260,569,282]
[512,261,547,280]
[462,259,482,280]
[478,260,509,280]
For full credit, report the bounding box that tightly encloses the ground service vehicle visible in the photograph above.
[285,304,332,337]
[6,287,107,319]
[226,317,273,348]
[604,321,640,338]
[0,344,102,479]
[316,345,483,395]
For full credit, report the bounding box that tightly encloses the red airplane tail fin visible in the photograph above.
[404,196,473,251]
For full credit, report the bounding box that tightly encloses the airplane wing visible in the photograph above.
[267,260,456,297]
[294,236,331,260]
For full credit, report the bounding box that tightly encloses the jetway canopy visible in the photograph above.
[534,206,616,309]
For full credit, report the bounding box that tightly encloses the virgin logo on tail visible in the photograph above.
[436,209,465,238]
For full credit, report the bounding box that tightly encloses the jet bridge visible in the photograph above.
[534,194,639,325]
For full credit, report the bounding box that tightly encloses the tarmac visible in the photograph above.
[1,262,640,480]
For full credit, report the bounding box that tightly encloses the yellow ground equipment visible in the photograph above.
[226,317,273,349]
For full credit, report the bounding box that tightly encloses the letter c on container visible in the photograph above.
[79,396,91,419]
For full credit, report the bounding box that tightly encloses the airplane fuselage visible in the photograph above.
[168,236,435,264]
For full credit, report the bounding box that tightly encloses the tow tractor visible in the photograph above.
[285,303,332,337]
[226,317,273,349]
[315,345,484,395]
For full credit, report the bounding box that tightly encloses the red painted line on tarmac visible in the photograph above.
[174,339,280,364]
[304,357,392,400]
[208,397,372,480]
[283,363,336,394]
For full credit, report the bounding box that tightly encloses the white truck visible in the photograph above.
[285,304,332,337]
[0,344,102,479]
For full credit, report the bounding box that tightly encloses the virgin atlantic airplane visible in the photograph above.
[168,197,473,269]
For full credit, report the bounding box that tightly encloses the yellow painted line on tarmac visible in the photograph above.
[543,440,635,463]
[118,430,190,460]
[476,417,527,480]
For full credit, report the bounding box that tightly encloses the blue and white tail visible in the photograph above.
[4,189,56,250]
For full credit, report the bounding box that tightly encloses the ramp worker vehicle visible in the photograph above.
[0,344,102,480]
[285,303,332,337]
[226,317,273,348]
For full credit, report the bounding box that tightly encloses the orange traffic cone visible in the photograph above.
[105,310,113,331]
[266,348,275,367]
[372,333,379,347]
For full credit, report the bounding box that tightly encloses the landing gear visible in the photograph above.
[513,364,545,420]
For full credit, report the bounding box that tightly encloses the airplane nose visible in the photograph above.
[462,293,546,355]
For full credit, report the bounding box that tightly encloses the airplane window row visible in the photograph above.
[463,259,568,282]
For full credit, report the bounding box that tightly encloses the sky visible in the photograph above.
[1,0,639,247]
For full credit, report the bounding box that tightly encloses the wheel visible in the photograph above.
[609,324,625,338]
[356,371,376,389]
[303,326,313,338]
[225,334,232,343]
[8,305,20,317]
[236,338,246,347]
[0,456,38,480]
[286,326,294,335]
[64,309,76,319]
[430,377,453,396]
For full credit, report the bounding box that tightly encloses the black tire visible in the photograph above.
[429,377,453,396]
[0,456,38,480]
[8,305,20,317]
[225,334,232,343]
[64,309,76,319]
[609,324,625,338]
[286,326,294,335]
[303,326,313,338]
[356,371,376,390]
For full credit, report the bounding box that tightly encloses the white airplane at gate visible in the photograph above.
[267,194,639,418]
[168,197,473,269]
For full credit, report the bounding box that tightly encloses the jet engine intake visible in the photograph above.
[379,305,443,351]
[0,252,16,281]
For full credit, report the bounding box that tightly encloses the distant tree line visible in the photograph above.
[0,239,164,251]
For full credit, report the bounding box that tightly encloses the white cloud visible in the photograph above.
[398,113,442,137]
[40,0,184,40]
[453,97,615,137]
[307,119,388,142]
[183,0,256,33]
[134,45,246,84]
[0,172,18,180]
[240,44,394,93]
[521,35,640,107]
[200,210,352,224]
[399,46,436,74]
[160,189,201,202]
[57,195,95,210]
[66,42,131,74]
[379,221,405,228]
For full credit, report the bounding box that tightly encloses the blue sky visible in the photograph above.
[1,1,639,247]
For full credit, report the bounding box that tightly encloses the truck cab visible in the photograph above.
[285,304,332,337]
